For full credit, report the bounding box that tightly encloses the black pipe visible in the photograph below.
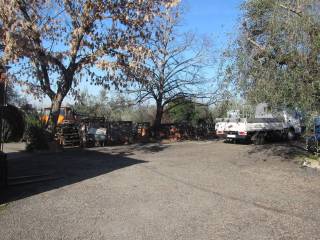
[0,67,8,188]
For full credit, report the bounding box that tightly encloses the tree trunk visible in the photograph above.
[154,103,163,138]
[47,94,64,135]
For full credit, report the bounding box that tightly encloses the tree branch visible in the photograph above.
[279,3,302,17]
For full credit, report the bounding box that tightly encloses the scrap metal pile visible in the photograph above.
[50,109,215,148]
[80,118,136,147]
[40,103,217,147]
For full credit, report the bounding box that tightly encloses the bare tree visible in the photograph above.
[0,0,179,131]
[126,7,214,135]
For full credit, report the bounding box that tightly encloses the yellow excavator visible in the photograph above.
[41,107,77,125]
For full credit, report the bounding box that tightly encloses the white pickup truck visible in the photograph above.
[215,103,303,144]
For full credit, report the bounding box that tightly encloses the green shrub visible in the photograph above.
[0,105,25,142]
[25,125,50,152]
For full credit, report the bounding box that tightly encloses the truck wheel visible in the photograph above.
[287,129,296,141]
[254,133,265,145]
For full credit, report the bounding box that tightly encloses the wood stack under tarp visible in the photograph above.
[158,122,216,141]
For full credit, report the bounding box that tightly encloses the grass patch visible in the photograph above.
[305,154,320,161]
[0,203,8,213]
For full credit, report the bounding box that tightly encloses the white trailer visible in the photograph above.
[215,103,302,144]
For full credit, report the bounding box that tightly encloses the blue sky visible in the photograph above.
[183,0,241,42]
[31,0,243,107]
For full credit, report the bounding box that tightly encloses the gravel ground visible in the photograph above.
[0,141,320,240]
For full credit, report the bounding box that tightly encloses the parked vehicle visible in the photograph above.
[215,103,303,144]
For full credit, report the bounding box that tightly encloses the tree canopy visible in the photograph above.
[230,0,320,114]
[0,0,179,130]
[168,97,209,126]
[123,6,214,134]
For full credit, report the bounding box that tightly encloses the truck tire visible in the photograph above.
[258,134,265,145]
[287,129,296,141]
[253,133,265,145]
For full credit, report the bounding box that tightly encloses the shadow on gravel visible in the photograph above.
[98,143,170,156]
[247,142,306,162]
[0,145,157,204]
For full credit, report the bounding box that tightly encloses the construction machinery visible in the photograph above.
[41,107,139,147]
[41,107,77,125]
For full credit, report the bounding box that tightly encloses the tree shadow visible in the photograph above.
[129,142,171,153]
[247,142,307,163]
[92,143,170,156]
[0,147,150,204]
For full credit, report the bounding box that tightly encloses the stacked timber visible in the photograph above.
[56,124,80,147]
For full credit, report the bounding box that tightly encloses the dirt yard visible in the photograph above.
[1,141,320,240]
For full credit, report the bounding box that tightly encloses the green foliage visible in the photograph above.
[230,0,320,117]
[1,105,25,142]
[168,98,209,126]
[24,111,42,128]
[210,100,235,119]
[74,89,112,118]
[24,108,50,151]
[25,125,50,152]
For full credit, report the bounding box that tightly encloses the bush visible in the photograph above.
[0,105,25,142]
[25,125,50,152]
